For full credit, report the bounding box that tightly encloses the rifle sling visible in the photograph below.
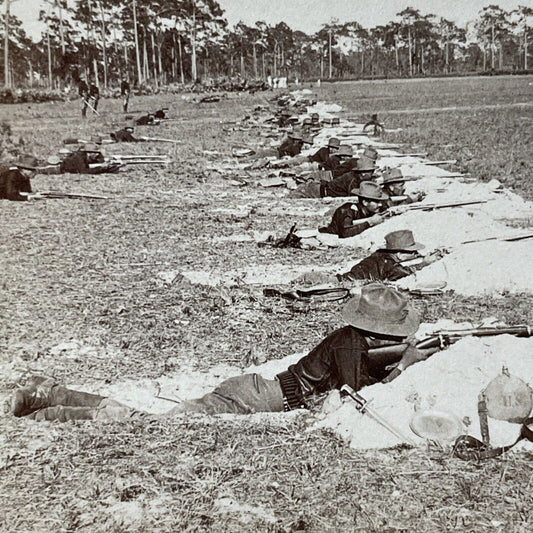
[453,417,533,461]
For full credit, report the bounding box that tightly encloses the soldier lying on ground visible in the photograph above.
[135,113,158,126]
[0,166,32,201]
[110,127,138,142]
[37,151,121,174]
[296,230,446,286]
[363,114,385,136]
[308,137,340,166]
[319,181,389,238]
[7,284,435,419]
[248,131,313,160]
[289,150,374,199]
[154,108,169,119]
[381,168,425,206]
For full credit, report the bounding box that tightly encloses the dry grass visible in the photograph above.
[1,77,533,532]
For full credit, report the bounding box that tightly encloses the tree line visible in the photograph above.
[1,1,532,90]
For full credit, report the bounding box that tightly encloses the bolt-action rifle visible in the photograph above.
[368,325,533,371]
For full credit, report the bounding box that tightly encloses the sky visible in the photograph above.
[11,0,527,42]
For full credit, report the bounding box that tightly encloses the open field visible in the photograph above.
[1,75,533,532]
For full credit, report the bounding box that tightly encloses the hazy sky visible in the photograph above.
[12,0,527,41]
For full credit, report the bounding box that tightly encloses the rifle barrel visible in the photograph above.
[368,325,531,370]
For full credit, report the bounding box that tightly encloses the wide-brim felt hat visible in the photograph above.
[328,137,340,149]
[356,155,376,172]
[352,180,389,201]
[336,145,353,157]
[289,131,303,141]
[363,147,378,160]
[380,230,425,252]
[301,135,314,145]
[382,168,405,184]
[342,283,420,337]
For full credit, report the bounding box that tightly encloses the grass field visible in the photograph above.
[1,75,533,532]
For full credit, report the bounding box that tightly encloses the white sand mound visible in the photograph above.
[397,239,533,296]
[315,334,533,451]
[405,177,533,220]
[307,102,343,114]
[318,208,513,251]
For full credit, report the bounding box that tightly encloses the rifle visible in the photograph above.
[22,191,111,200]
[137,136,182,144]
[381,153,428,158]
[385,199,488,217]
[416,159,456,166]
[462,232,533,245]
[399,173,468,181]
[82,98,100,116]
[368,325,532,372]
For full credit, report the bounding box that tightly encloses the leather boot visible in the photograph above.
[10,377,57,417]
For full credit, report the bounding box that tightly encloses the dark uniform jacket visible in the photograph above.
[331,158,359,178]
[135,114,155,126]
[322,154,341,172]
[111,129,137,142]
[309,146,330,165]
[0,168,31,201]
[278,139,303,158]
[60,151,105,173]
[319,202,372,238]
[78,81,88,97]
[322,172,362,198]
[120,80,130,96]
[277,326,374,409]
[337,251,415,283]
[89,84,99,97]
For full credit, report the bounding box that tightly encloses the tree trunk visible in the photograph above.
[57,0,65,55]
[262,49,265,78]
[491,23,495,69]
[445,29,449,73]
[191,4,197,82]
[408,26,412,76]
[177,31,184,84]
[328,29,332,78]
[240,38,245,77]
[320,51,323,79]
[499,43,503,70]
[143,35,148,81]
[99,1,107,88]
[171,33,176,80]
[150,31,158,88]
[132,0,142,84]
[4,0,9,87]
[525,26,528,70]
[47,28,53,88]
[253,42,257,78]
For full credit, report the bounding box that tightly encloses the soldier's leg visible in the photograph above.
[166,374,285,415]
[26,400,136,422]
[82,99,88,117]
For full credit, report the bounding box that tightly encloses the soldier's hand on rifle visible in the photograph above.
[398,341,439,370]
[368,214,384,226]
